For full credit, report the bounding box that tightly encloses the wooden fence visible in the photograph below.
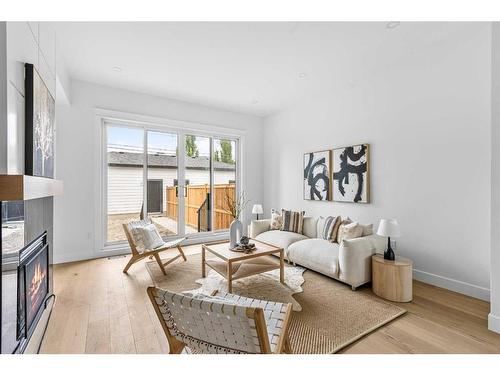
[166,184,235,231]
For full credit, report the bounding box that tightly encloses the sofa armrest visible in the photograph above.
[338,234,384,288]
[249,219,271,238]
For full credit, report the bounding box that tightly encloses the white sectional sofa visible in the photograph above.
[249,217,386,290]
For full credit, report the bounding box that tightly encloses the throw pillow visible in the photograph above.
[359,223,373,236]
[139,223,165,250]
[128,219,151,250]
[316,216,341,240]
[281,209,305,234]
[332,217,351,243]
[270,209,283,230]
[337,221,363,244]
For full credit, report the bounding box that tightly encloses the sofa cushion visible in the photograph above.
[255,230,308,252]
[249,219,271,238]
[302,217,317,238]
[287,239,340,278]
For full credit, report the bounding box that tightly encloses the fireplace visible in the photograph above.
[17,232,49,343]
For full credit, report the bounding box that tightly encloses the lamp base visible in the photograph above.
[384,237,395,261]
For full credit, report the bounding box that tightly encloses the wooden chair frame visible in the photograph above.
[147,287,293,354]
[122,223,187,275]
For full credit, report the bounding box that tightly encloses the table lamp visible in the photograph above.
[377,219,401,261]
[252,204,263,220]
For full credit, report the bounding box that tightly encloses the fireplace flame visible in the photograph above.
[29,261,46,310]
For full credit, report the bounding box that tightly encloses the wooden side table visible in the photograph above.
[372,254,413,302]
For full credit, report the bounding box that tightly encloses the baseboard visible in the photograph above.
[413,268,490,301]
[488,313,500,333]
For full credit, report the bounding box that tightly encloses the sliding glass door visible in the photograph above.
[183,134,211,234]
[104,121,239,246]
[106,125,145,243]
[213,138,237,231]
[147,130,178,237]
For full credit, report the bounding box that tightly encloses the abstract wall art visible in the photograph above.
[25,63,55,179]
[303,150,331,201]
[332,144,370,203]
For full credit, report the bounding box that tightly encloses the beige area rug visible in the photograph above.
[145,253,406,354]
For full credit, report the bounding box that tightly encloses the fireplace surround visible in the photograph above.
[1,195,56,354]
[17,232,50,347]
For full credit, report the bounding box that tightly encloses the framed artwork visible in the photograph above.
[303,150,331,201]
[332,144,370,203]
[25,63,55,179]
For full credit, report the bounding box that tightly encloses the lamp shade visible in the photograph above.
[252,204,263,215]
[377,219,401,238]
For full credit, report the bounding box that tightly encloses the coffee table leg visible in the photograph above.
[202,246,206,277]
[280,249,285,284]
[227,261,233,293]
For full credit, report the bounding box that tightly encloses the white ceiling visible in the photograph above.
[52,22,475,117]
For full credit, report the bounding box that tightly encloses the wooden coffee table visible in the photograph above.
[201,239,284,293]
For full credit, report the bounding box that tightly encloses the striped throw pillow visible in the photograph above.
[317,216,341,240]
[280,209,305,234]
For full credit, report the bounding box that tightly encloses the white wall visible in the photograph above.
[0,23,7,173]
[54,80,263,263]
[4,22,56,175]
[263,24,492,300]
[490,22,500,333]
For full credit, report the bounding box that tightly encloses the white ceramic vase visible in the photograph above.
[229,218,243,249]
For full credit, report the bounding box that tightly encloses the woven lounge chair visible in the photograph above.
[147,287,293,354]
[122,219,187,274]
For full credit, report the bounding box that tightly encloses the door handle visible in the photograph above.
[175,186,179,197]
[184,186,187,197]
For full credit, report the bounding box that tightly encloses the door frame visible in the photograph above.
[95,108,245,255]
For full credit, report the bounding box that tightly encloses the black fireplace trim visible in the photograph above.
[16,232,49,352]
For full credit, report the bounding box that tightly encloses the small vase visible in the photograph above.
[229,218,243,249]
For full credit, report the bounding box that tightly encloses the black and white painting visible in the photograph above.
[25,63,55,179]
[332,144,369,203]
[303,150,331,200]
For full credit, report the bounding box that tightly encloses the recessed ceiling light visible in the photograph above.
[112,66,122,72]
[298,72,307,79]
[386,22,400,29]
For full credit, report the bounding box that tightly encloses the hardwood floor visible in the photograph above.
[39,245,500,354]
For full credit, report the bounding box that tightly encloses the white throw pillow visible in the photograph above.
[128,219,151,250]
[139,224,165,249]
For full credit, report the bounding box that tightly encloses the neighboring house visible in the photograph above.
[107,151,236,215]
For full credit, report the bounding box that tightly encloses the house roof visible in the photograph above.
[107,151,236,171]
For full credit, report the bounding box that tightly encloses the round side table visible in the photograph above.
[372,254,413,302]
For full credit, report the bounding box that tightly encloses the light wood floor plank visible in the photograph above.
[40,245,500,354]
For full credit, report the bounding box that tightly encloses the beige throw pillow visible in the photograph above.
[270,209,283,230]
[337,221,363,244]
[359,223,373,236]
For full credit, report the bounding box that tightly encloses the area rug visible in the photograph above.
[145,253,406,354]
[192,266,305,311]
